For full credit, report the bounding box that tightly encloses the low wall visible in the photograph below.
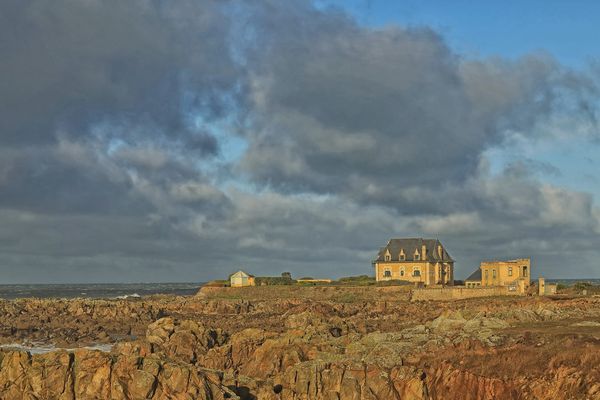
[410,286,522,301]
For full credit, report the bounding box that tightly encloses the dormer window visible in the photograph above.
[399,253,406,261]
[414,253,420,261]
[385,254,391,261]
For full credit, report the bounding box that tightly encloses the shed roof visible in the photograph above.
[231,270,254,278]
[465,269,482,282]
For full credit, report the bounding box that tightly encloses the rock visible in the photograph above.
[572,321,600,327]
[146,317,176,346]
[146,317,225,363]
[0,349,235,400]
[277,360,428,400]
[1,292,600,399]
[430,311,467,332]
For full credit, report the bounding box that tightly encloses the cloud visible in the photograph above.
[238,11,596,210]
[0,0,240,150]
[0,0,598,282]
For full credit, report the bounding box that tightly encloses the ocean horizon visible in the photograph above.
[0,282,205,300]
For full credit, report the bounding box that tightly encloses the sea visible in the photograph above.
[0,282,205,300]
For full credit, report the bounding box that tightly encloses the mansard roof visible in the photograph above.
[374,238,454,262]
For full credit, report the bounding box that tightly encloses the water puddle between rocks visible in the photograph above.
[0,343,114,354]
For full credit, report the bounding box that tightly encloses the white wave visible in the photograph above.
[113,293,142,299]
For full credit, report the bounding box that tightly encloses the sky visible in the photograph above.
[0,0,599,283]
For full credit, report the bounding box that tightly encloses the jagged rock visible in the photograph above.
[146,317,226,363]
[285,311,351,338]
[275,360,428,400]
[2,292,600,399]
[430,310,467,332]
[0,349,236,400]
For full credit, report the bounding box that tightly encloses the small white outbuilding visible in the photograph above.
[230,270,256,287]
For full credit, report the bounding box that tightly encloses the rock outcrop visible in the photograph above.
[0,348,237,400]
[1,290,600,399]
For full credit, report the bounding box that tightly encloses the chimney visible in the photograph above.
[421,244,427,260]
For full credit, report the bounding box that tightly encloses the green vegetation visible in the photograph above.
[572,281,600,294]
[216,273,413,288]
[333,292,358,303]
[254,276,295,286]
[204,280,229,287]
[574,282,593,291]
[335,275,376,286]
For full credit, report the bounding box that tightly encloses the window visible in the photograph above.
[413,268,421,277]
[399,254,405,261]
[523,266,528,277]
[385,254,391,261]
[508,267,513,276]
[484,270,488,278]
[492,269,496,278]
[414,253,420,261]
[400,268,405,277]
[384,269,392,278]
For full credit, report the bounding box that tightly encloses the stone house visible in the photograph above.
[372,238,454,285]
[465,258,531,290]
[230,270,256,287]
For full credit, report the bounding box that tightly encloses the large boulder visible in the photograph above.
[146,318,226,363]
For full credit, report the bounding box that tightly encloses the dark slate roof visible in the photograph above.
[374,238,454,262]
[465,269,482,282]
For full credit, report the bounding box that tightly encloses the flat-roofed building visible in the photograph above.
[464,258,531,290]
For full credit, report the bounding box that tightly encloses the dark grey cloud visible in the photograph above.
[0,0,598,282]
[238,11,596,209]
[0,0,239,149]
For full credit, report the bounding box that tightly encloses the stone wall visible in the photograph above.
[410,286,522,301]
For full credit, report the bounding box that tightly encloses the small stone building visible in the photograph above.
[465,269,482,288]
[372,238,454,286]
[465,258,531,290]
[230,270,256,287]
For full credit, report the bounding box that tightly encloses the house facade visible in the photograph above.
[465,258,531,290]
[372,238,454,286]
[230,270,256,287]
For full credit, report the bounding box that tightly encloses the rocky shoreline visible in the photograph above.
[0,286,599,399]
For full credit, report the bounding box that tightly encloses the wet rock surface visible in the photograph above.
[1,286,600,399]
